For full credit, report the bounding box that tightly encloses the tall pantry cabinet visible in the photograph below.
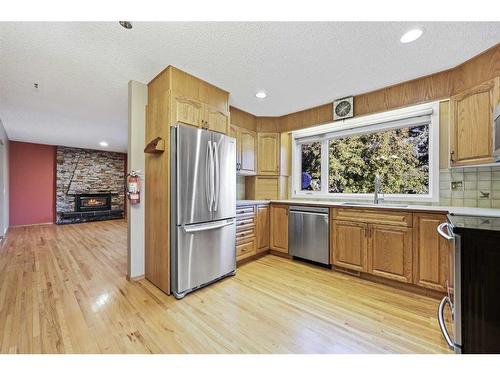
[144,66,230,295]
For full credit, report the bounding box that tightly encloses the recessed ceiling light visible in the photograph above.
[119,21,133,30]
[400,28,423,44]
[255,91,267,99]
[99,141,108,147]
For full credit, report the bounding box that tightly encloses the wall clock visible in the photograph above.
[333,96,353,121]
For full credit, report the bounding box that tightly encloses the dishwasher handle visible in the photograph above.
[289,206,329,215]
[289,210,328,216]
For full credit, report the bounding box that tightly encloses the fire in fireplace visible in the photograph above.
[75,193,112,212]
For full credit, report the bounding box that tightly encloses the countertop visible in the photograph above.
[268,199,500,218]
[236,200,271,206]
[449,214,500,233]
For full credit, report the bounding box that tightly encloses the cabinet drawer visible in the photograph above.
[236,216,255,228]
[331,208,412,227]
[236,222,255,233]
[236,206,255,216]
[236,239,256,261]
[236,228,255,242]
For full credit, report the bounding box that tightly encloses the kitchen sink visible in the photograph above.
[340,202,409,208]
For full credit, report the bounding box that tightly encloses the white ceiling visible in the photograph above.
[1,22,499,152]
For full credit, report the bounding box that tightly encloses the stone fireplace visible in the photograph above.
[56,146,126,224]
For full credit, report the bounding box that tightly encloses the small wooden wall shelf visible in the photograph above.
[144,137,165,154]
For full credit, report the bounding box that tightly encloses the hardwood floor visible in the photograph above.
[0,220,451,354]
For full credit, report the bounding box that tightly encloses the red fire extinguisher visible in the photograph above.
[127,171,141,205]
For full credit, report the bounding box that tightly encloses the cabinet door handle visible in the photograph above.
[450,150,455,163]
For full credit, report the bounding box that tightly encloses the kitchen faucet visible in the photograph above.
[374,174,383,204]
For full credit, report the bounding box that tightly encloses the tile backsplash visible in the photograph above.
[237,166,500,209]
[440,166,500,208]
[237,176,246,200]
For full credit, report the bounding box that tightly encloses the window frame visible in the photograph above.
[291,101,440,202]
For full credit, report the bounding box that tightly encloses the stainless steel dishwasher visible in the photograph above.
[288,206,330,265]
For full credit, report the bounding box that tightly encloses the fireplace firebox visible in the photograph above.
[75,193,112,212]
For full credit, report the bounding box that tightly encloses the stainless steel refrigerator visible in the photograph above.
[170,124,236,299]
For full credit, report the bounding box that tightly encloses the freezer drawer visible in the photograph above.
[172,218,236,298]
[288,206,330,265]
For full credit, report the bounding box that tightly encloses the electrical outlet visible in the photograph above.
[451,181,464,191]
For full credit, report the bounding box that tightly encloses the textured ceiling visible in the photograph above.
[1,22,499,152]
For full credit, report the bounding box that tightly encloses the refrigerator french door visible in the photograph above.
[171,124,236,299]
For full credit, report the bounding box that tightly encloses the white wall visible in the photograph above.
[0,119,9,237]
[127,81,147,279]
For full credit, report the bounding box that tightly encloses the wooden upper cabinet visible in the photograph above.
[246,176,287,200]
[258,133,280,175]
[171,95,204,128]
[450,77,500,166]
[239,128,257,175]
[228,124,238,139]
[280,132,291,176]
[270,204,288,253]
[413,213,450,292]
[256,205,270,253]
[230,125,257,175]
[367,224,413,284]
[331,220,367,272]
[205,104,229,134]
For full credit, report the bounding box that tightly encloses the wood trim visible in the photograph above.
[126,274,145,282]
[359,271,445,300]
[236,250,269,266]
[229,106,257,131]
[10,222,55,228]
[230,43,500,133]
[269,250,292,259]
[331,208,413,227]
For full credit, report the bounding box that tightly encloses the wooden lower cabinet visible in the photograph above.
[270,205,288,253]
[235,203,271,262]
[238,203,448,293]
[331,220,367,272]
[413,213,449,292]
[236,205,256,262]
[331,209,450,292]
[256,205,270,253]
[236,239,256,261]
[367,224,413,284]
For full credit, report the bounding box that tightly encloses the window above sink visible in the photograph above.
[291,102,441,202]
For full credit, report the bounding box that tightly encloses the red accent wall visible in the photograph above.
[9,141,56,226]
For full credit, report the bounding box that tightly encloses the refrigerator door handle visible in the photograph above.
[183,219,234,233]
[206,141,213,211]
[213,141,220,211]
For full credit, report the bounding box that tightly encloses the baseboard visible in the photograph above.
[237,251,268,266]
[126,274,145,282]
[269,250,292,259]
[10,222,55,228]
